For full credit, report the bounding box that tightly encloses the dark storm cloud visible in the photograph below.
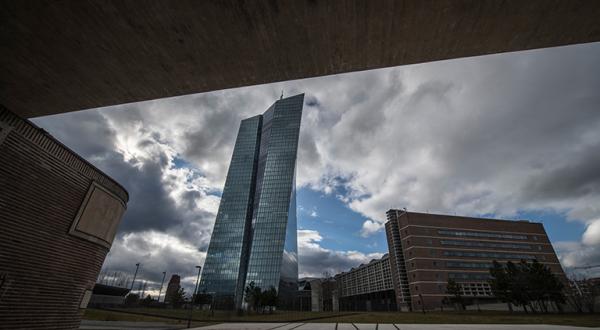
[37,109,198,235]
[288,42,600,275]
[32,41,600,284]
[113,156,183,233]
[33,107,218,289]
[297,230,383,278]
[181,95,240,163]
[33,110,116,160]
[523,142,600,203]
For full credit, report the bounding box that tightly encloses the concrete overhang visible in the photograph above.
[2,0,600,118]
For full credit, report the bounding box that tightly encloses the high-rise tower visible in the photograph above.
[199,94,303,309]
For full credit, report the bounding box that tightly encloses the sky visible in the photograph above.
[33,42,600,297]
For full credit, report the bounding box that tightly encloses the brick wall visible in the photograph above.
[0,107,128,329]
[386,210,566,311]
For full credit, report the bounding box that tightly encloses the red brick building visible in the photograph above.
[385,210,565,311]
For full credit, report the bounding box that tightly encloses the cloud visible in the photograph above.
[33,105,221,294]
[582,219,600,246]
[32,41,600,285]
[298,230,383,278]
[554,240,600,278]
[101,231,207,296]
[290,42,600,242]
[359,219,384,237]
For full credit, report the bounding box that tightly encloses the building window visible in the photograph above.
[440,239,531,250]
[443,251,535,260]
[438,229,527,240]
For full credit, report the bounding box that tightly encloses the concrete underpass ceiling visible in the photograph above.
[2,0,600,118]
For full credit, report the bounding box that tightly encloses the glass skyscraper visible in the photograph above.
[199,94,304,309]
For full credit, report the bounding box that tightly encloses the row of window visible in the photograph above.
[448,272,493,280]
[442,250,536,259]
[446,261,493,269]
[438,229,528,240]
[461,282,493,296]
[440,239,532,250]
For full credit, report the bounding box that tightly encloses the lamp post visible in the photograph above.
[187,266,202,328]
[157,272,166,303]
[130,263,140,293]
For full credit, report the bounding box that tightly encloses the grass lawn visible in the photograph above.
[83,308,213,327]
[314,311,600,327]
[99,307,346,322]
[89,308,600,327]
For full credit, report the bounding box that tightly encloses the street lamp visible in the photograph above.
[187,265,202,328]
[158,271,166,303]
[130,263,140,293]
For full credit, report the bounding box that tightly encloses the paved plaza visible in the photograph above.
[79,321,600,330]
[196,323,599,330]
[80,320,186,330]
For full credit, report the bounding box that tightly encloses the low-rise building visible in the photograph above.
[334,254,396,311]
[88,283,130,308]
[385,210,566,311]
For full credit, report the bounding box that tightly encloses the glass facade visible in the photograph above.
[198,116,262,308]
[244,94,303,308]
[199,94,304,309]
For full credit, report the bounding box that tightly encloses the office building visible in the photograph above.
[199,94,304,309]
[298,277,339,312]
[385,210,566,311]
[335,254,396,311]
[302,255,396,312]
[164,274,181,304]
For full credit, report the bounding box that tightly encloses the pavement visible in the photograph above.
[195,324,599,330]
[80,322,600,330]
[80,320,186,330]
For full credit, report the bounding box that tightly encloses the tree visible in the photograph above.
[506,261,532,312]
[489,260,513,312]
[124,293,140,306]
[261,287,278,313]
[140,294,154,306]
[446,279,464,310]
[244,281,262,312]
[194,290,213,305]
[488,259,566,313]
[570,279,600,313]
[169,288,186,309]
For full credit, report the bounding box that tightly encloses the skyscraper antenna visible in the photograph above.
[280,90,284,99]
